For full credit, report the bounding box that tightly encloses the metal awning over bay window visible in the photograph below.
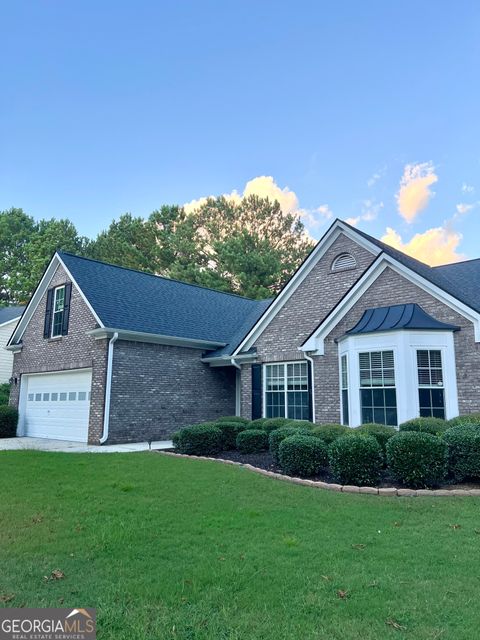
[338,304,460,427]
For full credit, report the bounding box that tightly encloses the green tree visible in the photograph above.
[167,195,314,299]
[0,208,36,304]
[88,214,158,273]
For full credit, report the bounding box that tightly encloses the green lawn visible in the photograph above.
[1,452,480,639]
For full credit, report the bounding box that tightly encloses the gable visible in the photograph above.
[8,259,101,347]
[302,256,480,355]
[246,231,378,358]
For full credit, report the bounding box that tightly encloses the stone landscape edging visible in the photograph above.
[157,451,480,497]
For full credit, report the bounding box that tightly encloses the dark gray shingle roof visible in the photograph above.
[346,303,460,336]
[0,306,25,325]
[59,252,269,352]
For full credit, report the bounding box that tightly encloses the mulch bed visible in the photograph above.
[161,447,480,491]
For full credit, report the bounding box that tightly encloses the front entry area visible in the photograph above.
[20,369,92,442]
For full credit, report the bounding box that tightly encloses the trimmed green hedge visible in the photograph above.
[447,414,480,428]
[354,423,396,453]
[329,435,383,486]
[215,421,248,449]
[278,434,328,477]
[312,424,351,445]
[172,423,223,456]
[0,405,17,438]
[399,417,449,436]
[443,424,480,481]
[269,426,311,462]
[215,416,251,426]
[386,431,448,488]
[236,429,269,453]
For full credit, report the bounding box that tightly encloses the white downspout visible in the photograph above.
[304,352,316,423]
[230,357,242,417]
[100,332,119,444]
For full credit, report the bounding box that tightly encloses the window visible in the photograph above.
[68,392,77,401]
[265,362,310,420]
[28,394,34,401]
[59,392,67,401]
[341,355,349,425]
[43,393,50,401]
[35,393,41,401]
[417,350,445,419]
[51,393,58,401]
[78,391,87,401]
[331,253,357,272]
[51,286,65,337]
[359,351,397,425]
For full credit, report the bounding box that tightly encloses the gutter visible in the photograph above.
[100,331,118,444]
[87,327,226,350]
[303,352,316,423]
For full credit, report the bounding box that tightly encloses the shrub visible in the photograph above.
[312,423,351,445]
[0,383,10,406]
[443,424,480,481]
[260,418,294,433]
[399,417,449,436]
[214,421,248,449]
[0,405,18,438]
[354,423,396,453]
[247,418,269,430]
[269,426,311,461]
[447,413,480,428]
[278,434,328,477]
[236,429,269,453]
[286,420,314,430]
[215,416,250,426]
[386,432,448,488]
[172,423,223,456]
[329,435,383,486]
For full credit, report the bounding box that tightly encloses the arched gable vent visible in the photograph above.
[331,253,357,272]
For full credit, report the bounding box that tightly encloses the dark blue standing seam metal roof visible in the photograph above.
[0,306,25,325]
[346,303,460,336]
[58,252,269,352]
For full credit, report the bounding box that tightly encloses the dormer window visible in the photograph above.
[331,253,356,272]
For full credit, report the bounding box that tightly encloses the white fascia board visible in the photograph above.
[202,353,258,366]
[232,220,380,356]
[7,253,104,347]
[301,253,480,354]
[87,327,227,350]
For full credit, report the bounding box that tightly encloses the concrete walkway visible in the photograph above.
[0,437,173,453]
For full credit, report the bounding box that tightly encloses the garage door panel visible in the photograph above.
[23,370,92,442]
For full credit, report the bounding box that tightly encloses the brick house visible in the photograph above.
[7,219,480,444]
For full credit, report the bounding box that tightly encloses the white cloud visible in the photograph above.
[396,162,438,223]
[455,202,474,215]
[462,182,475,194]
[367,166,386,188]
[346,199,383,227]
[381,225,465,266]
[184,175,332,236]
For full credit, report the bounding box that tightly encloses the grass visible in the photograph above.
[1,452,480,639]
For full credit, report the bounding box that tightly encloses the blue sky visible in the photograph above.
[2,1,480,264]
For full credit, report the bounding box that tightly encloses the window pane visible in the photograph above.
[35,393,41,401]
[51,393,58,401]
[69,392,77,401]
[59,392,67,401]
[372,389,384,407]
[342,389,349,425]
[266,392,285,418]
[361,389,373,407]
[361,406,374,423]
[287,362,308,391]
[43,393,49,401]
[430,389,444,408]
[287,391,309,420]
[385,408,398,426]
[374,408,385,424]
[78,391,87,401]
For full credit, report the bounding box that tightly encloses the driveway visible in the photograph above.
[0,437,173,453]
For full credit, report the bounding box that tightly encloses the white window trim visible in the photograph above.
[262,361,309,420]
[338,330,459,427]
[51,285,66,338]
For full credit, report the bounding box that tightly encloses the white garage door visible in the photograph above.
[22,369,92,442]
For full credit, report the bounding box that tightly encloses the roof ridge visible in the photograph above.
[58,251,266,303]
[433,257,480,268]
